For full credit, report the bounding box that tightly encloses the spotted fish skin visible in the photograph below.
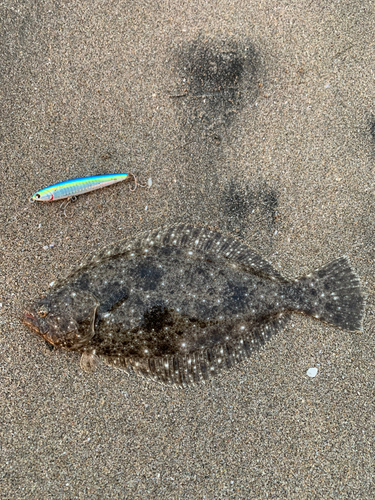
[23,225,365,386]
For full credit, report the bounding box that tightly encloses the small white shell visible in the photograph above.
[148,177,152,188]
[306,367,318,378]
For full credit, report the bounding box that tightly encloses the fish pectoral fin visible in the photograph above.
[76,295,100,343]
[88,303,98,337]
[80,352,99,372]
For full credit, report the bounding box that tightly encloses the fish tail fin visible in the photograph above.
[303,256,365,332]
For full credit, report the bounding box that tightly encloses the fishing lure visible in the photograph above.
[30,173,142,202]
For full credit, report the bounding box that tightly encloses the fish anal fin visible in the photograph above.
[122,313,291,386]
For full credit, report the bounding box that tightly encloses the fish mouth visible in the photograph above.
[22,311,42,334]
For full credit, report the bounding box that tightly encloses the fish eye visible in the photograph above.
[38,306,49,317]
[35,193,41,199]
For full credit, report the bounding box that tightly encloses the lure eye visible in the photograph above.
[38,306,49,318]
[35,193,41,199]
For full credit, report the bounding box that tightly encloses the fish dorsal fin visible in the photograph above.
[54,224,286,289]
[102,313,290,386]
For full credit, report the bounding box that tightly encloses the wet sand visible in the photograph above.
[1,1,375,498]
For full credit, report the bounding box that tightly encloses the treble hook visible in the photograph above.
[129,172,147,192]
[60,196,77,218]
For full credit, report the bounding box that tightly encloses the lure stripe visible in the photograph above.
[31,174,130,202]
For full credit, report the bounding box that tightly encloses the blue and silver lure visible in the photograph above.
[30,173,136,202]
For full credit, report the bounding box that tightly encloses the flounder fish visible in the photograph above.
[23,225,365,386]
